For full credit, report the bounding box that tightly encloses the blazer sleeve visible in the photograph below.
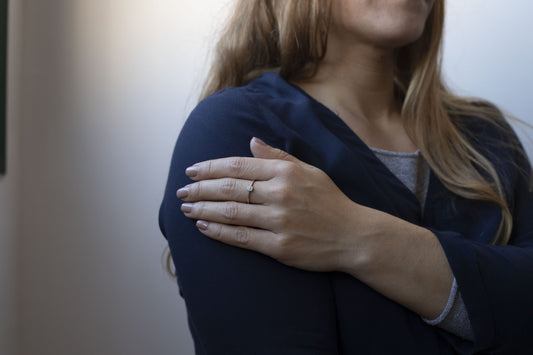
[159,89,339,355]
[430,134,533,354]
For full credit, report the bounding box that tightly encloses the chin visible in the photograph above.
[380,2,433,48]
[330,0,434,50]
[373,23,428,49]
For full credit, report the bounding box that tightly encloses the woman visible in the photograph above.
[159,0,533,354]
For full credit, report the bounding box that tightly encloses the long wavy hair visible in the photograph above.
[168,1,529,278]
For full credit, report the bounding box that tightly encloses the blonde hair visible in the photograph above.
[200,0,330,99]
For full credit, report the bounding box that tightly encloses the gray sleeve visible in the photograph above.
[422,278,474,341]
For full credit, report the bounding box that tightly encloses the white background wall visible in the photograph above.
[0,1,531,354]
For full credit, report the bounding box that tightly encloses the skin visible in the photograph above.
[178,0,453,320]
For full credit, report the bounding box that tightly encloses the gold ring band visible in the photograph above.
[246,180,256,204]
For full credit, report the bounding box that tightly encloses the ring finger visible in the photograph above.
[181,201,274,230]
[178,178,267,204]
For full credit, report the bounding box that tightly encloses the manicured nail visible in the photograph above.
[196,220,208,231]
[185,166,198,177]
[176,187,189,199]
[181,203,193,213]
[252,137,267,146]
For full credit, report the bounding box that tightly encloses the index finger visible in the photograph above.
[185,156,281,181]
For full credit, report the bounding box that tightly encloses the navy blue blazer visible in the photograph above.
[159,72,533,354]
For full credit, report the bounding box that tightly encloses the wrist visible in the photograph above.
[340,207,424,278]
[335,204,385,276]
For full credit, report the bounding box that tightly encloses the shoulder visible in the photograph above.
[184,72,296,137]
[178,86,277,150]
[452,101,523,159]
[181,71,316,151]
[452,100,531,192]
[187,86,263,129]
[171,75,295,169]
[452,101,510,143]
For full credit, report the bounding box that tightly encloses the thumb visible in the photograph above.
[250,137,301,164]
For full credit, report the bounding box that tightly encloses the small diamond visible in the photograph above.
[247,185,254,192]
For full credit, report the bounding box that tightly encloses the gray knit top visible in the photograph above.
[370,147,474,341]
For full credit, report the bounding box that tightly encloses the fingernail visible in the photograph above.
[185,166,198,177]
[196,220,208,231]
[176,187,189,199]
[252,137,267,146]
[181,203,193,213]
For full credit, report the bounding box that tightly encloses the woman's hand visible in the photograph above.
[177,137,372,273]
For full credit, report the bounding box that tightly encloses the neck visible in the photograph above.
[294,40,399,125]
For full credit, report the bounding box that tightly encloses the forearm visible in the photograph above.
[341,205,454,319]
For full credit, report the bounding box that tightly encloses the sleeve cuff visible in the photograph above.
[422,277,458,325]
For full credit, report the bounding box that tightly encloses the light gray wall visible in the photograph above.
[0,0,23,353]
[14,0,227,354]
[443,0,533,153]
[2,1,531,355]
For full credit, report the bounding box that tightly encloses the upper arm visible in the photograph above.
[159,90,339,354]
